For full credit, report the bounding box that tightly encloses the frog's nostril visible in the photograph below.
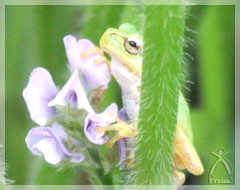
[110,32,125,39]
[110,32,116,36]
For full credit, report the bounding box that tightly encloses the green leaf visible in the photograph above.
[132,4,185,186]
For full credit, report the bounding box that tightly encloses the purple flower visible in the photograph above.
[63,35,111,90]
[84,103,118,145]
[23,68,58,125]
[23,67,95,125]
[25,123,84,165]
[48,69,94,114]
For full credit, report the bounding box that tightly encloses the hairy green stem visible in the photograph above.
[132,4,185,187]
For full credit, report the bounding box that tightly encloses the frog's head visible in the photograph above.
[100,23,143,75]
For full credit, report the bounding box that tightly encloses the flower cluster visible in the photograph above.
[23,35,125,168]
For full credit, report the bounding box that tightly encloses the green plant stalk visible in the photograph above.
[132,5,185,186]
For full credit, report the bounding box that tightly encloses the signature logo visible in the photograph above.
[209,148,233,184]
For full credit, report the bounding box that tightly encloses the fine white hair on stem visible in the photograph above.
[0,145,14,190]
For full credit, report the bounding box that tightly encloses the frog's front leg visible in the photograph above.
[95,112,137,148]
[80,47,110,70]
[174,124,204,176]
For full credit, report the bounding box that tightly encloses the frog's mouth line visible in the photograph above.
[100,39,142,76]
[102,45,142,75]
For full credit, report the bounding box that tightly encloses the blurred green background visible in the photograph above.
[5,5,235,186]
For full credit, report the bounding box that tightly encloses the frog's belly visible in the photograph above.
[110,57,141,121]
[122,91,139,122]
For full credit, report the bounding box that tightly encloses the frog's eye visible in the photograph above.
[124,37,142,55]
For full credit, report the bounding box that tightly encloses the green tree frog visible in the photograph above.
[97,23,203,185]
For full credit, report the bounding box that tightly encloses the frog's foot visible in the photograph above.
[80,47,110,70]
[173,170,185,185]
[175,125,204,176]
[125,157,134,168]
[174,152,186,170]
[95,112,137,148]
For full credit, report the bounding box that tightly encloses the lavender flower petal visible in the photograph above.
[63,35,111,90]
[50,123,84,163]
[25,123,84,165]
[23,68,58,125]
[48,69,94,113]
[84,103,118,145]
[63,35,79,71]
[116,138,126,169]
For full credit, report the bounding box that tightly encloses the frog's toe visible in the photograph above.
[106,133,122,148]
[94,56,109,64]
[80,47,104,58]
[95,113,137,147]
[175,126,204,176]
[173,170,185,185]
